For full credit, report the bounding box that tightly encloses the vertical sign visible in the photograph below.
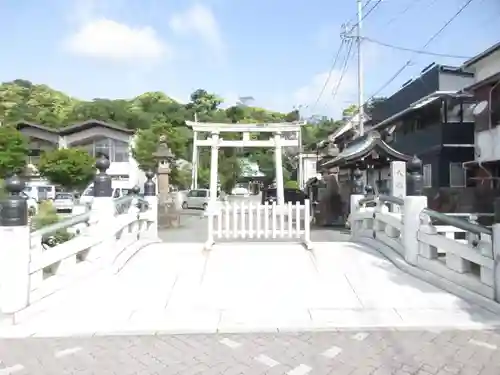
[390,161,406,213]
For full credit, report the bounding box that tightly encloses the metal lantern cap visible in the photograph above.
[95,154,110,172]
[408,155,422,172]
[4,174,25,194]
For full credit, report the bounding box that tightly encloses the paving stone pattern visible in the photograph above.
[1,330,499,374]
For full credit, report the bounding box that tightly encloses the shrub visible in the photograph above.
[284,180,299,189]
[32,200,73,244]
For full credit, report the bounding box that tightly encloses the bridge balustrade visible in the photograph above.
[348,157,500,309]
[0,158,159,318]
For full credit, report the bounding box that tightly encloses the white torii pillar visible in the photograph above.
[191,131,199,190]
[274,131,285,205]
[209,131,220,204]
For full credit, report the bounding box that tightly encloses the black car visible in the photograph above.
[262,188,309,205]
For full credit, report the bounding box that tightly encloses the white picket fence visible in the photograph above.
[205,200,312,249]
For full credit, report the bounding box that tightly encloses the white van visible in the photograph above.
[79,180,134,205]
[23,183,56,202]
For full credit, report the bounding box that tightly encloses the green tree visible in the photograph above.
[187,89,223,114]
[0,126,28,178]
[38,148,96,190]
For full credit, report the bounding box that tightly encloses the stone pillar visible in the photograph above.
[407,156,423,196]
[492,199,500,302]
[144,170,158,238]
[157,163,170,203]
[89,155,114,260]
[274,131,285,205]
[352,168,364,194]
[349,168,365,235]
[403,157,427,265]
[92,155,114,217]
[0,175,30,314]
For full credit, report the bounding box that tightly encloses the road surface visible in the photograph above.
[1,330,499,374]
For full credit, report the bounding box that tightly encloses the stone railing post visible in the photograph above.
[0,175,30,314]
[89,155,114,260]
[91,155,114,219]
[403,156,427,265]
[143,170,158,238]
[349,168,364,235]
[492,198,500,303]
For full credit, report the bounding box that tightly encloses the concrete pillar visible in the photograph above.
[91,154,114,218]
[144,170,158,238]
[89,155,114,260]
[352,168,364,194]
[209,132,219,205]
[0,175,30,314]
[191,131,198,190]
[407,156,423,196]
[403,197,427,265]
[492,199,500,303]
[274,132,284,205]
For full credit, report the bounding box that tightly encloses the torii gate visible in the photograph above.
[185,121,306,205]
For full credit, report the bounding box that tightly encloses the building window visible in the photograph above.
[449,162,466,187]
[423,164,432,188]
[113,140,129,162]
[77,138,129,162]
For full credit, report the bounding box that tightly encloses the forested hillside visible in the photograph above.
[0,79,348,190]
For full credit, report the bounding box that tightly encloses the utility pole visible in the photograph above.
[356,0,365,136]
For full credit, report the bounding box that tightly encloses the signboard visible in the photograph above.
[390,161,406,213]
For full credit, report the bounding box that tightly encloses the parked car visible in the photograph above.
[231,183,250,197]
[182,189,219,209]
[262,188,309,205]
[53,193,75,213]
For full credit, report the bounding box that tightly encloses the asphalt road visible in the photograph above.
[1,330,499,374]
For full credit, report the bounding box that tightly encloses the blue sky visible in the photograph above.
[0,0,498,118]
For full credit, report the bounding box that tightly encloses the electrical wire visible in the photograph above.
[363,0,477,107]
[346,0,383,34]
[384,0,435,28]
[310,39,347,113]
[332,40,355,102]
[363,36,472,59]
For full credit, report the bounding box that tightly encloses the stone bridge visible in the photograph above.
[0,156,500,373]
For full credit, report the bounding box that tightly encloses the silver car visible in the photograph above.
[53,193,75,213]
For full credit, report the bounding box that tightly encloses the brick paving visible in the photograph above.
[0,330,499,374]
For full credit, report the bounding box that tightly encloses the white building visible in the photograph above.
[17,120,144,186]
[461,42,500,187]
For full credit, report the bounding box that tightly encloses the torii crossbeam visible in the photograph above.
[185,121,306,205]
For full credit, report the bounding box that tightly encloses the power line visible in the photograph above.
[311,40,347,113]
[363,36,472,59]
[346,0,383,33]
[364,0,477,106]
[332,40,355,102]
[384,0,434,27]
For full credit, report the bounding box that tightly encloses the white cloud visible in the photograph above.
[169,4,224,55]
[293,68,358,118]
[65,18,169,63]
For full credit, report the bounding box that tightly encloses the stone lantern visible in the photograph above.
[152,135,175,202]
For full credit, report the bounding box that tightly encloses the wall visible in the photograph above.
[372,66,473,123]
[391,123,442,155]
[470,49,500,83]
[442,122,475,144]
[301,156,318,186]
[476,127,500,162]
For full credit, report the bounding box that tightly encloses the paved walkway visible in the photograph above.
[1,330,499,374]
[3,241,500,338]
